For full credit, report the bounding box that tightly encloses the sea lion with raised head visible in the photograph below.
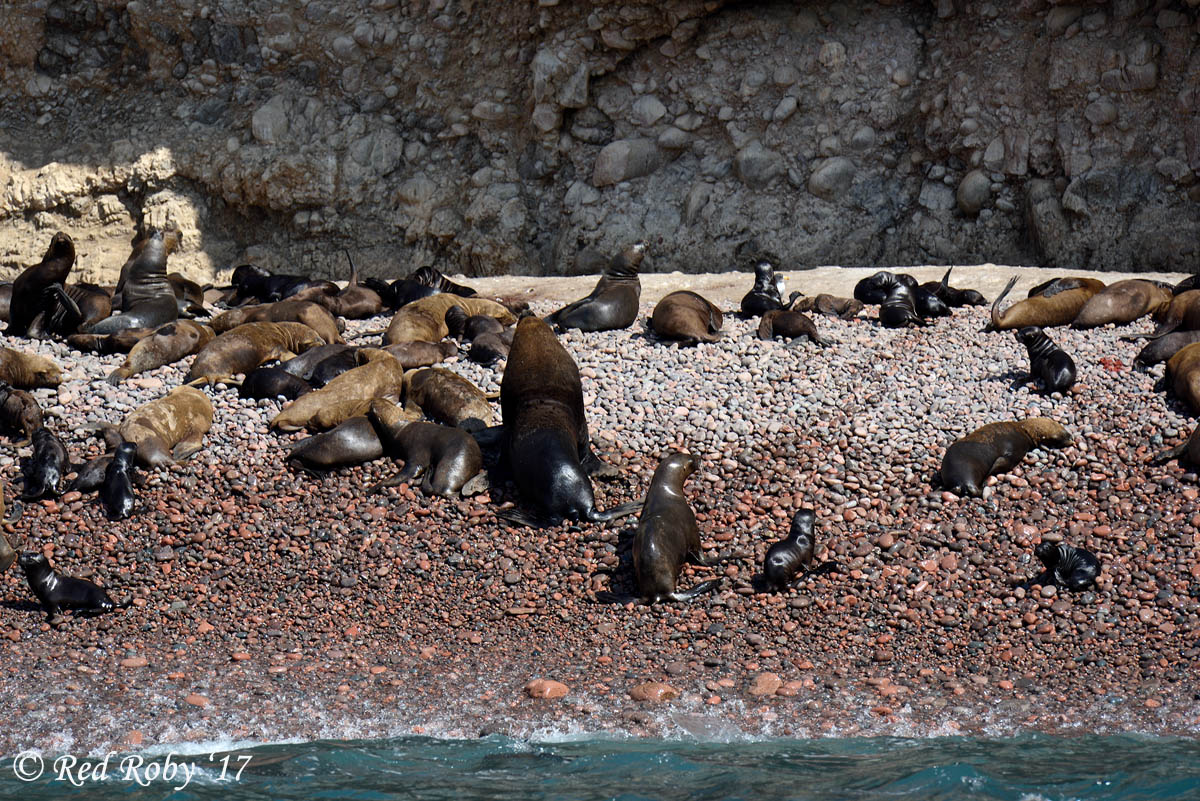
[986,276,1105,331]
[0,380,43,444]
[1022,542,1100,592]
[632,452,723,604]
[185,321,326,385]
[287,415,384,475]
[290,252,382,319]
[19,552,125,623]
[1071,279,1172,329]
[270,349,410,432]
[82,225,182,334]
[547,242,644,332]
[937,418,1073,498]
[763,508,817,591]
[920,267,987,308]
[19,427,69,500]
[758,309,827,346]
[107,320,215,385]
[1014,327,1076,395]
[100,442,137,520]
[6,232,75,338]
[0,348,61,389]
[210,300,344,345]
[103,385,214,469]
[368,398,484,496]
[412,265,476,297]
[740,260,791,317]
[651,290,723,345]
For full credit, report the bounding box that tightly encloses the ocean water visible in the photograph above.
[1,733,1197,800]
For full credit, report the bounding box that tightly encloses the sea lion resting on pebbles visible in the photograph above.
[270,350,411,433]
[102,386,214,469]
[547,242,644,332]
[1133,330,1200,368]
[19,427,69,500]
[919,267,986,308]
[632,452,723,604]
[879,284,929,328]
[19,552,127,623]
[758,309,827,346]
[740,260,791,317]
[405,367,493,432]
[107,320,215,385]
[6,231,75,338]
[290,253,382,319]
[185,322,327,385]
[287,416,384,475]
[210,300,344,345]
[380,341,459,370]
[937,418,1073,498]
[1022,542,1100,592]
[238,367,313,401]
[1166,342,1200,413]
[226,263,338,306]
[67,328,155,355]
[368,398,485,497]
[1014,327,1076,395]
[0,380,43,444]
[986,276,1105,331]
[1071,279,1171,329]
[651,291,723,345]
[0,348,62,389]
[385,294,516,345]
[792,294,863,319]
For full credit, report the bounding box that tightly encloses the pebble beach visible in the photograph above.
[1,264,1198,755]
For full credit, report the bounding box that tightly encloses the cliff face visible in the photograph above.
[0,0,1197,283]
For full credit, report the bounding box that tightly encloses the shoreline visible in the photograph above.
[0,262,1198,755]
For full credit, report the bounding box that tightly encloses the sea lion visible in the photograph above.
[100,442,137,520]
[66,328,154,354]
[0,380,43,444]
[210,300,344,345]
[412,265,477,297]
[83,225,182,334]
[6,231,75,338]
[378,341,458,369]
[384,294,517,345]
[290,253,382,319]
[168,272,209,318]
[547,242,644,332]
[1172,275,1200,295]
[0,348,61,389]
[0,283,11,323]
[368,398,484,496]
[1134,330,1200,368]
[185,321,326,385]
[404,367,493,431]
[1153,424,1200,466]
[879,284,928,328]
[937,418,1073,498]
[632,452,723,604]
[792,294,864,319]
[378,278,439,309]
[445,305,505,340]
[920,267,987,307]
[107,320,215,385]
[987,276,1105,331]
[757,309,826,346]
[18,552,124,623]
[226,263,338,306]
[1166,342,1200,413]
[238,366,313,401]
[19,427,69,500]
[1135,290,1200,340]
[499,316,639,525]
[1026,276,1101,298]
[307,348,362,388]
[65,454,115,494]
[277,344,354,381]
[468,332,510,365]
[651,290,723,345]
[287,415,384,475]
[853,270,917,305]
[103,385,214,469]
[270,350,410,432]
[739,260,789,317]
[1023,542,1100,592]
[763,508,817,591]
[1071,279,1172,329]
[1014,327,1076,395]
[35,282,113,338]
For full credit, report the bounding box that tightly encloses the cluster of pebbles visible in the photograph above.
[0,272,1197,753]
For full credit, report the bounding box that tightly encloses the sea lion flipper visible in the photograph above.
[2,501,23,525]
[171,437,205,462]
[591,499,642,522]
[1151,443,1186,464]
[459,472,489,496]
[667,577,723,602]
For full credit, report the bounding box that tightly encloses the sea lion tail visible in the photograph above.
[496,507,547,529]
[592,499,643,522]
[344,249,359,288]
[988,276,1018,332]
[940,266,953,289]
[105,368,130,386]
[667,577,724,602]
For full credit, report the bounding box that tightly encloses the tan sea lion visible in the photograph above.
[0,348,62,389]
[185,321,326,385]
[384,294,517,345]
[210,300,344,345]
[1140,290,1200,339]
[937,418,1073,497]
[1071,279,1172,329]
[792,294,864,319]
[650,290,723,345]
[270,350,412,432]
[987,276,1105,331]
[368,398,484,496]
[758,309,827,346]
[380,340,459,369]
[103,385,214,469]
[404,367,493,431]
[107,320,214,384]
[1166,342,1200,413]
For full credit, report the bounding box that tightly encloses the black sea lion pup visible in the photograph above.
[1014,327,1076,395]
[412,265,477,297]
[18,552,128,623]
[547,242,644,332]
[921,267,986,308]
[854,271,915,305]
[632,452,722,604]
[651,290,723,345]
[879,284,928,328]
[238,366,313,401]
[1022,542,1100,592]
[100,442,138,521]
[740,260,788,317]
[937,418,1072,498]
[763,508,816,591]
[19,427,69,500]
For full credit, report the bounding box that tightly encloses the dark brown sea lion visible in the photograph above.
[757,309,826,346]
[238,366,313,401]
[937,418,1072,498]
[1135,330,1200,368]
[1014,327,1076,395]
[100,442,137,521]
[226,263,338,306]
[167,272,209,318]
[278,344,356,382]
[854,271,917,305]
[270,350,410,432]
[19,552,126,623]
[1153,424,1200,466]
[0,348,62,389]
[36,282,112,338]
[6,232,75,338]
[0,283,12,323]
[547,242,644,332]
[1071,279,1171,329]
[287,415,383,475]
[107,320,215,385]
[84,225,182,334]
[763,508,817,591]
[445,305,504,340]
[879,284,928,328]
[919,267,986,308]
[1137,290,1200,339]
[368,398,484,496]
[102,386,214,469]
[792,294,864,319]
[404,367,493,431]
[740,260,789,317]
[412,265,476,297]
[385,294,516,345]
[19,427,69,500]
[380,341,459,369]
[468,332,510,365]
[651,290,723,345]
[210,300,344,345]
[307,348,362,388]
[499,316,639,526]
[0,380,43,444]
[1166,342,1200,413]
[291,253,382,319]
[987,276,1105,331]
[185,321,326,385]
[632,452,722,604]
[66,328,154,354]
[1022,542,1100,592]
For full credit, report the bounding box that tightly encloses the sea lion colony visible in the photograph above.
[9,230,1200,626]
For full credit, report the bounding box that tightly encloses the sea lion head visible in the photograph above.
[610,242,646,277]
[1033,541,1060,568]
[1022,417,1072,449]
[789,508,815,539]
[112,442,138,469]
[655,451,697,488]
[46,232,75,262]
[17,552,48,573]
[1015,326,1045,347]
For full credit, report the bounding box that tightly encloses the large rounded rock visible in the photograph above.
[734,141,784,189]
[807,157,856,200]
[593,139,665,186]
[956,170,991,217]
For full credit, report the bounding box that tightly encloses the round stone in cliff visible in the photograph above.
[956,170,992,217]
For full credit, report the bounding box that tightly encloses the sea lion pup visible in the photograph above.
[102,385,214,469]
[287,416,384,475]
[106,320,215,385]
[792,294,863,319]
[757,309,827,347]
[34,282,113,338]
[632,452,723,604]
[853,270,916,305]
[1022,542,1100,592]
[651,290,723,345]
[1166,342,1200,413]
[270,349,410,432]
[385,294,516,345]
[66,328,154,354]
[468,332,511,365]
[1014,327,1076,395]
[1071,279,1172,329]
[278,343,355,382]
[100,442,137,520]
[986,275,1106,331]
[226,262,338,306]
[238,366,313,401]
[168,272,209,318]
[18,552,126,623]
[878,283,929,328]
[368,398,485,496]
[500,316,640,526]
[547,242,645,332]
[0,348,62,389]
[6,231,75,338]
[0,380,43,445]
[920,267,987,308]
[185,321,326,385]
[1152,424,1200,466]
[404,367,494,431]
[1135,330,1200,368]
[739,259,789,317]
[19,427,69,500]
[290,253,383,320]
[412,265,477,297]
[79,225,182,334]
[937,418,1073,498]
[763,508,816,590]
[210,300,344,345]
[380,340,459,369]
[445,305,504,340]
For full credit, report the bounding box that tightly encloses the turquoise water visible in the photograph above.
[1,734,1197,800]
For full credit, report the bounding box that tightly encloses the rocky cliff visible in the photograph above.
[0,0,1197,283]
